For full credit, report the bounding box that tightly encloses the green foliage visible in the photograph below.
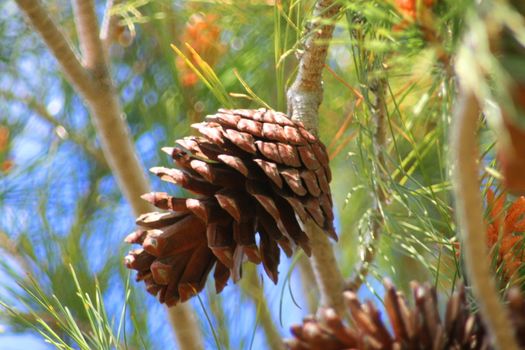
[0,266,136,350]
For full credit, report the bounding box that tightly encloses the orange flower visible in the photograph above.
[394,0,434,21]
[454,190,525,281]
[0,126,9,152]
[1,159,13,173]
[395,0,416,20]
[486,189,525,280]
[181,72,199,87]
[176,13,225,87]
[397,0,434,9]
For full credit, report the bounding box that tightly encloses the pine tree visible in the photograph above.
[1,1,525,349]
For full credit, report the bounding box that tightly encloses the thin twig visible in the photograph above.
[71,0,106,71]
[14,0,93,97]
[297,255,318,313]
[0,231,31,274]
[451,90,519,350]
[100,0,121,55]
[287,0,345,316]
[0,89,106,166]
[244,267,285,350]
[15,1,203,348]
[347,78,388,291]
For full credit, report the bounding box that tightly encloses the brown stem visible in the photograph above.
[15,0,92,96]
[451,90,519,350]
[287,0,345,316]
[15,1,203,348]
[305,221,345,315]
[244,267,285,350]
[287,0,342,133]
[297,255,318,313]
[71,0,105,71]
[100,0,121,53]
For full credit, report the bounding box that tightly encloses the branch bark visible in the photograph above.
[244,267,285,350]
[14,0,93,96]
[287,0,341,132]
[71,0,105,71]
[15,1,203,348]
[100,0,121,54]
[287,0,345,316]
[451,90,519,350]
[297,255,318,313]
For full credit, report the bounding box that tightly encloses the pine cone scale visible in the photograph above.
[254,159,283,188]
[213,261,230,293]
[301,170,322,197]
[213,190,245,222]
[141,192,189,211]
[255,140,283,163]
[136,211,187,229]
[224,128,257,154]
[259,228,280,283]
[141,215,205,257]
[277,143,302,167]
[177,245,215,301]
[217,154,250,176]
[281,168,308,196]
[237,118,264,137]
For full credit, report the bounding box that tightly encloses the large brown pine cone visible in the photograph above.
[285,280,518,350]
[125,108,335,306]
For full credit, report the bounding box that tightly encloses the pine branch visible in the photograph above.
[0,231,31,275]
[71,0,105,71]
[297,256,318,313]
[451,90,519,350]
[14,0,93,97]
[287,0,345,316]
[347,78,388,291]
[287,0,342,132]
[100,0,121,53]
[15,1,204,348]
[244,267,285,350]
[166,305,203,350]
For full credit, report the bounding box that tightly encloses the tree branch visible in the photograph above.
[297,255,318,313]
[287,0,342,133]
[287,0,345,316]
[244,267,285,350]
[305,221,345,315]
[15,1,204,348]
[14,0,94,97]
[451,90,519,350]
[71,0,106,71]
[100,0,121,53]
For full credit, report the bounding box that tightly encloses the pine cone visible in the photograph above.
[286,280,495,350]
[125,108,335,305]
